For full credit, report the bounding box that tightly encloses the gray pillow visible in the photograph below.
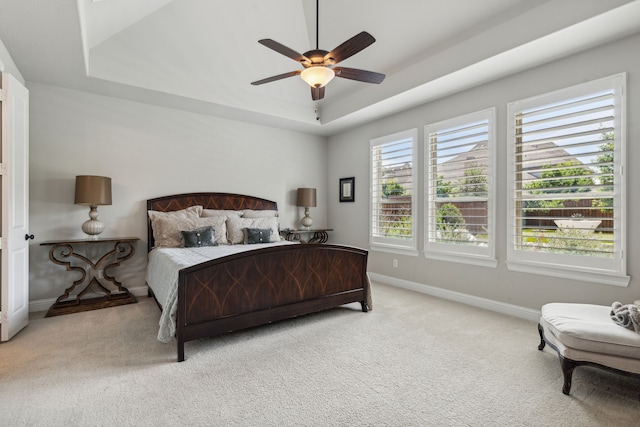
[181,226,217,247]
[243,228,272,244]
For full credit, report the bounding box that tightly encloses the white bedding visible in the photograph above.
[146,241,296,342]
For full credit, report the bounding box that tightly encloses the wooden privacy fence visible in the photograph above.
[381,198,613,235]
[521,199,613,231]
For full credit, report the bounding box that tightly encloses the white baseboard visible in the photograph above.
[31,278,541,323]
[369,272,541,322]
[29,286,149,313]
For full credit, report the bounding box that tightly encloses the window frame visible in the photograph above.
[423,108,497,268]
[506,73,628,286]
[369,128,419,256]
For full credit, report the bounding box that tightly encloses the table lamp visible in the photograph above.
[75,175,112,238]
[297,188,316,229]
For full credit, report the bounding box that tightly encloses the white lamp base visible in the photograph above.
[82,206,104,238]
[300,207,313,229]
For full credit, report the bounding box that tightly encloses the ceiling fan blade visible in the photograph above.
[333,67,385,84]
[324,31,376,65]
[258,39,309,64]
[311,86,325,101]
[251,70,301,86]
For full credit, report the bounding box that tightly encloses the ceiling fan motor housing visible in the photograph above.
[302,49,333,67]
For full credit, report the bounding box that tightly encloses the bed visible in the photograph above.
[146,192,371,361]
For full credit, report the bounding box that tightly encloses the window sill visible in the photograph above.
[371,244,419,257]
[424,251,498,268]
[506,260,630,287]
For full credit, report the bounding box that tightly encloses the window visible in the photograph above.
[370,129,418,254]
[424,109,496,267]
[507,74,628,286]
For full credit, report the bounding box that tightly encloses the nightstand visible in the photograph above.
[281,229,333,244]
[40,237,139,317]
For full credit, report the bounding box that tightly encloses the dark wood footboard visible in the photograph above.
[175,243,369,361]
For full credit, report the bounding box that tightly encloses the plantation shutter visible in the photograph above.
[424,109,495,265]
[513,90,615,256]
[506,74,627,286]
[370,129,417,252]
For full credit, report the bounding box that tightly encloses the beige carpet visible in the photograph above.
[1,282,639,426]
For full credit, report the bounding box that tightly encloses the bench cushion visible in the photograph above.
[541,303,640,359]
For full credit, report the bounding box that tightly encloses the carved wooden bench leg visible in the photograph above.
[560,356,576,395]
[361,301,369,312]
[538,323,574,394]
[537,323,546,351]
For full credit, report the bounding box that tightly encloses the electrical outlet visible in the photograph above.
[393,259,398,268]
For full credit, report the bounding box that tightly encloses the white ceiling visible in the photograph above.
[1,0,639,136]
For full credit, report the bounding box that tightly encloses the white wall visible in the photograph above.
[0,37,24,82]
[327,33,640,310]
[28,83,327,305]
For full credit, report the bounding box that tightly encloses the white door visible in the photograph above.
[0,72,30,341]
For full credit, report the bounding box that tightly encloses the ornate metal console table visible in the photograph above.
[40,237,139,317]
[281,229,333,244]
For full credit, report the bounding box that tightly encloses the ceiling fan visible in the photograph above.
[251,0,385,101]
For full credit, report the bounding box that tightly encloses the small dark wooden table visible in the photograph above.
[281,229,333,244]
[40,237,139,317]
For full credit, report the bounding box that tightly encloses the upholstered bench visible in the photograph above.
[538,303,640,394]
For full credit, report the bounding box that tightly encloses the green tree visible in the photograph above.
[436,203,465,230]
[523,160,594,212]
[592,132,614,212]
[454,163,487,197]
[525,160,594,193]
[436,175,452,198]
[382,180,405,198]
[435,203,468,243]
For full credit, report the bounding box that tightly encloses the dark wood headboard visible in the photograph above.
[146,192,278,252]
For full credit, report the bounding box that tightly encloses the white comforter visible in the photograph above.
[146,241,296,342]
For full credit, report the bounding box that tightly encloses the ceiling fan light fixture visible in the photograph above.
[300,66,335,88]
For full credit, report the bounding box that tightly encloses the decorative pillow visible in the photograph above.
[242,209,279,218]
[148,206,202,222]
[181,226,216,248]
[226,216,281,244]
[243,228,272,244]
[153,216,227,247]
[201,209,243,218]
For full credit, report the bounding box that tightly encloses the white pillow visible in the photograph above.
[152,216,228,248]
[148,205,202,222]
[242,209,278,218]
[201,209,243,218]
[226,216,281,244]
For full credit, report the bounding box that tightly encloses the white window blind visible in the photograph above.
[424,109,495,266]
[370,129,418,253]
[507,74,627,285]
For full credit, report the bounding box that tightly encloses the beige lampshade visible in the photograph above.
[75,175,112,206]
[297,188,317,207]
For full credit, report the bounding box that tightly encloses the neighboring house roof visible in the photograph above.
[382,141,581,184]
[382,162,412,187]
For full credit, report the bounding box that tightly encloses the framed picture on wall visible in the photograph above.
[339,177,355,202]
